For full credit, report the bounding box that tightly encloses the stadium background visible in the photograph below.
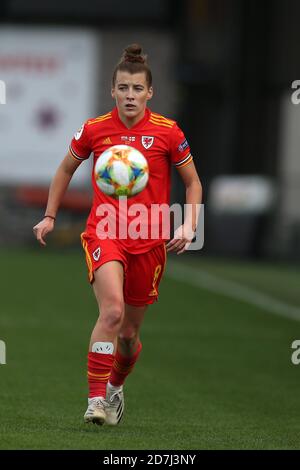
[1,0,300,450]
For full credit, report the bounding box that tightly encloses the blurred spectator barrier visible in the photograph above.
[0,185,91,246]
[206,176,276,258]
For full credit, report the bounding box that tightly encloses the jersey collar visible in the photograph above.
[112,107,150,130]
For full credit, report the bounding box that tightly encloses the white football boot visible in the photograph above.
[84,397,107,425]
[105,383,125,425]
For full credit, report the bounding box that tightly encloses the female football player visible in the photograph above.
[33,44,202,426]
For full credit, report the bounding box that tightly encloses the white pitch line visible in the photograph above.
[166,261,300,322]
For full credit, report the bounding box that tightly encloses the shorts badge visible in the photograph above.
[93,247,101,261]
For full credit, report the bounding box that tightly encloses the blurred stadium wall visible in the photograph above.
[0,0,299,261]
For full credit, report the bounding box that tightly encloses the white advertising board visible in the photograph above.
[0,27,98,186]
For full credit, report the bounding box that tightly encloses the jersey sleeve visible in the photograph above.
[69,121,91,161]
[169,123,193,168]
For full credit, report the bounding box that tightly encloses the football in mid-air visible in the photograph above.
[94,145,149,198]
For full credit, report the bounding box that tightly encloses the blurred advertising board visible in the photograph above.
[0,26,98,186]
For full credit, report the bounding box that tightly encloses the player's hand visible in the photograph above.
[32,217,55,247]
[166,224,195,255]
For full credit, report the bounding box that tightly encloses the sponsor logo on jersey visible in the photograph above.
[178,139,189,152]
[74,124,84,140]
[92,247,101,261]
[102,137,112,144]
[141,136,154,149]
[121,136,136,142]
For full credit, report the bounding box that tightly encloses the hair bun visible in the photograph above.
[123,44,146,64]
[112,43,152,88]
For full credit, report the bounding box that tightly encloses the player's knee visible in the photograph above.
[119,327,138,346]
[100,300,124,332]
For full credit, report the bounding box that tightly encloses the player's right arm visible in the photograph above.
[33,151,82,246]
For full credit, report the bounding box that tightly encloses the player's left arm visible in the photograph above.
[166,160,202,254]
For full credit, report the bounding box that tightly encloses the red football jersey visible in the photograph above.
[69,107,192,254]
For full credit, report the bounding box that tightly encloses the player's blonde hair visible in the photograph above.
[112,44,152,88]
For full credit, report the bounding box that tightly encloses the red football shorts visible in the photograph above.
[80,232,167,306]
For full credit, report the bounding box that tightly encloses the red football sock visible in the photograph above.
[109,341,142,387]
[87,352,114,398]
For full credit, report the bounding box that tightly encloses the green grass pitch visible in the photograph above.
[1,248,300,449]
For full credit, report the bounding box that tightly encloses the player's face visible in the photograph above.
[112,71,153,125]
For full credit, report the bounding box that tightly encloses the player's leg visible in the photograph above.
[105,304,147,425]
[85,260,125,425]
[90,260,124,352]
[105,243,167,425]
[110,303,147,383]
[119,304,147,354]
[81,233,128,424]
